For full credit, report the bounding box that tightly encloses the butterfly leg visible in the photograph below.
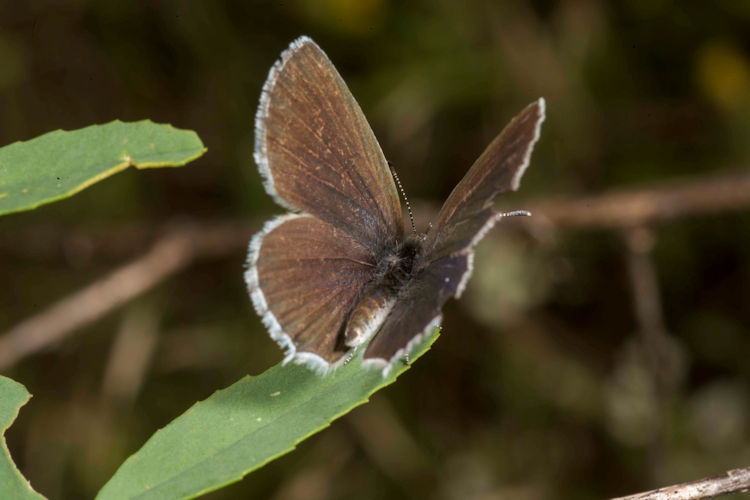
[342,349,357,366]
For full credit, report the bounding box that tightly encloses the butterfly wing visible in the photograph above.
[246,214,377,372]
[249,37,405,371]
[255,36,403,254]
[425,99,545,260]
[362,99,545,369]
[363,255,469,368]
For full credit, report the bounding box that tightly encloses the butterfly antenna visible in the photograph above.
[388,161,417,235]
[500,210,532,218]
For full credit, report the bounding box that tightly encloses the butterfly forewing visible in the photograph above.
[255,36,403,254]
[425,99,545,260]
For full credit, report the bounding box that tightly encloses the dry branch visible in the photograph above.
[528,170,750,229]
[610,466,750,500]
[1,169,749,370]
[0,222,252,370]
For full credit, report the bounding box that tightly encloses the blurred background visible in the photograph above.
[1,1,750,498]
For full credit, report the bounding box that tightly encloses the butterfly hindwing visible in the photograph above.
[246,214,377,372]
[363,254,470,367]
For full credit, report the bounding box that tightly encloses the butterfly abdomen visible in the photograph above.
[343,236,423,349]
[344,286,394,348]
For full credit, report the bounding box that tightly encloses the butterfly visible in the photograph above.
[245,36,545,375]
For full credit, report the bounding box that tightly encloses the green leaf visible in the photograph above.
[0,376,45,499]
[0,120,206,216]
[98,329,439,499]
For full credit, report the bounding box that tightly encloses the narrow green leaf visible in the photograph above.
[0,120,206,216]
[98,329,439,499]
[0,376,45,499]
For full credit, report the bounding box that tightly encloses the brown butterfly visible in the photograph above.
[246,36,545,375]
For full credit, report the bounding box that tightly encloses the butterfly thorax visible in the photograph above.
[343,235,424,349]
[376,235,422,289]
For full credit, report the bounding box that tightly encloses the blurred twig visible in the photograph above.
[528,170,750,229]
[611,466,750,500]
[1,169,749,370]
[623,228,667,337]
[0,222,252,370]
[6,170,750,263]
[100,304,160,407]
[622,227,686,395]
[270,431,353,500]
[346,396,431,486]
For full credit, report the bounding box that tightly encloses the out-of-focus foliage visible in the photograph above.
[1,1,749,499]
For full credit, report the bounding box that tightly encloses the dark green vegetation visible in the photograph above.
[1,2,749,499]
